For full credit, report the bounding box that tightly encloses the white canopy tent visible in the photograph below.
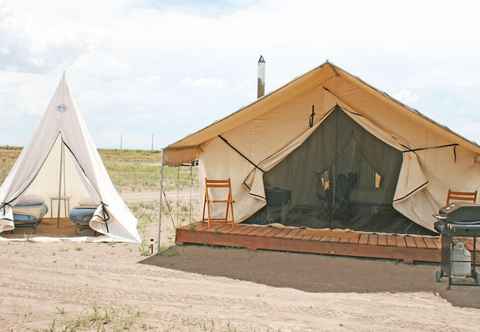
[0,75,141,243]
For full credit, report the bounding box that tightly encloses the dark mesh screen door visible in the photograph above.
[245,106,433,235]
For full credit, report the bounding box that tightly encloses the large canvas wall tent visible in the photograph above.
[163,61,480,235]
[0,75,141,243]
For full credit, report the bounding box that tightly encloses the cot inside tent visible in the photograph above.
[0,75,140,243]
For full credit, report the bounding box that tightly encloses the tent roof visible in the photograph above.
[164,62,480,165]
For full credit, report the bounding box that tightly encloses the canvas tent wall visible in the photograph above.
[0,75,141,243]
[163,62,480,234]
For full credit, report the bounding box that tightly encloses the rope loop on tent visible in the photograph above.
[0,202,12,215]
[96,201,110,233]
[0,202,13,221]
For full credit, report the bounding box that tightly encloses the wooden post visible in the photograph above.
[157,150,165,253]
[257,55,265,98]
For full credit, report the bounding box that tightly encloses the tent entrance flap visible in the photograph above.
[23,135,99,218]
[244,107,435,235]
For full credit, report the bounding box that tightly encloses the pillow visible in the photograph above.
[77,199,99,208]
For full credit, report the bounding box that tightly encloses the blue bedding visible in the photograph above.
[69,207,96,226]
[13,214,41,228]
[12,201,48,228]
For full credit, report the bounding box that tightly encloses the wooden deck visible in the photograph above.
[176,222,480,263]
[4,218,96,238]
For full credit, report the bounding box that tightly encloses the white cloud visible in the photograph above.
[392,89,420,105]
[1,0,480,148]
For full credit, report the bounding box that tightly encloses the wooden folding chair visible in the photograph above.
[446,189,478,206]
[202,178,235,228]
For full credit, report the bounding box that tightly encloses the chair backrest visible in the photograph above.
[205,178,231,188]
[203,178,234,225]
[446,190,477,205]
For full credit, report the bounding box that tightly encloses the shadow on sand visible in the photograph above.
[140,245,480,309]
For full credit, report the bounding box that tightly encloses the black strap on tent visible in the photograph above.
[94,201,110,233]
[392,181,429,202]
[0,202,13,221]
[402,143,458,162]
[309,105,316,128]
[6,132,63,205]
[61,138,103,198]
[218,135,265,172]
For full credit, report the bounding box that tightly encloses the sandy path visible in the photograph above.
[1,242,480,331]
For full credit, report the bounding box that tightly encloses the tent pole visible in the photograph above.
[157,150,165,253]
[57,140,64,228]
[176,166,180,225]
[189,163,193,224]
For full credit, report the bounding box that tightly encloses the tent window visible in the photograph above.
[354,158,382,191]
[375,172,382,190]
[319,170,330,191]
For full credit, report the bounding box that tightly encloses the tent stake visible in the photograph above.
[157,150,165,253]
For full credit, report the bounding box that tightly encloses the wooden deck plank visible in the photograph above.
[252,227,274,237]
[195,222,209,231]
[377,234,387,246]
[285,229,305,239]
[233,225,259,235]
[359,233,369,245]
[213,224,235,233]
[423,237,438,249]
[386,235,397,247]
[339,232,353,243]
[368,234,378,246]
[276,228,298,239]
[413,236,427,249]
[269,228,290,238]
[395,236,406,248]
[404,236,417,248]
[348,232,361,244]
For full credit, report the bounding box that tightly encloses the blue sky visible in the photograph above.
[1,0,480,149]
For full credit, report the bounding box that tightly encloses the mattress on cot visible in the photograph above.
[12,196,48,227]
[69,207,96,226]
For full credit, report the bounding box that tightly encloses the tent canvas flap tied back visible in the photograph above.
[163,62,480,234]
[0,75,141,243]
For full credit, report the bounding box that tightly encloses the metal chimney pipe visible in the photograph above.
[257,55,265,98]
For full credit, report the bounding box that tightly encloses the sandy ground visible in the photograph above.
[2,241,480,332]
[121,191,200,203]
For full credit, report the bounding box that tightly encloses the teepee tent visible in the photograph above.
[0,75,141,243]
[163,62,480,235]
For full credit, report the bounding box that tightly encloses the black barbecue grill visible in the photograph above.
[434,202,480,288]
